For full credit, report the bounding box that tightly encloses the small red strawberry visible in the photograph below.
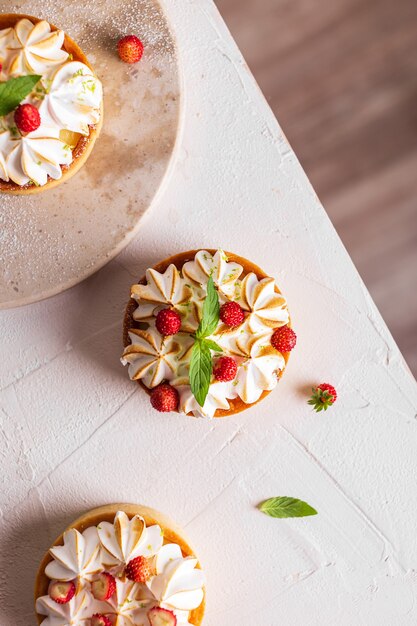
[14,103,41,133]
[213,356,237,382]
[117,35,144,63]
[219,301,245,328]
[91,572,116,601]
[150,384,179,413]
[49,580,76,604]
[91,615,112,626]
[308,383,337,412]
[271,326,297,353]
[155,309,181,336]
[148,607,177,626]
[125,555,152,583]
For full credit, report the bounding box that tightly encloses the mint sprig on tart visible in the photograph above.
[0,74,41,116]
[189,275,223,407]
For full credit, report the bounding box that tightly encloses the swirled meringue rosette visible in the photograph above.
[4,18,68,77]
[35,505,205,626]
[122,249,295,418]
[0,14,103,194]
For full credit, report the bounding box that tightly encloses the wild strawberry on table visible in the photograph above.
[308,383,337,412]
[117,35,144,63]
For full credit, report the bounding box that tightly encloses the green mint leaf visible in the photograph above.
[189,276,222,406]
[0,75,42,117]
[195,275,220,339]
[258,497,317,518]
[189,339,212,407]
[204,339,223,353]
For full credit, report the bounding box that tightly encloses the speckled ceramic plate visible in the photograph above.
[0,0,181,309]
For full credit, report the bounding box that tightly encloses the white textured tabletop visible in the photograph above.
[1,2,417,625]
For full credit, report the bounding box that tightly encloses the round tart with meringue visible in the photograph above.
[0,13,103,194]
[35,504,205,626]
[122,249,296,418]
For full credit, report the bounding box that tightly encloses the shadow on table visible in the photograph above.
[68,253,157,381]
[0,502,83,624]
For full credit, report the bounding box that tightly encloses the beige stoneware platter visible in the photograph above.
[0,0,181,309]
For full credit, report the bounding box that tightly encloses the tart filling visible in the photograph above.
[0,17,102,188]
[122,250,292,418]
[35,511,205,626]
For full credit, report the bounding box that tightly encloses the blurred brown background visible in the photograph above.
[216,0,417,376]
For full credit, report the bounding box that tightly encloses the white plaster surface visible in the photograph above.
[1,1,417,625]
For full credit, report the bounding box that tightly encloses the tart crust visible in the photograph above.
[0,13,103,195]
[123,249,291,418]
[34,503,205,626]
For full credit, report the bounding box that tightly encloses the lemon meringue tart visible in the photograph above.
[35,504,205,626]
[0,14,103,194]
[122,249,296,418]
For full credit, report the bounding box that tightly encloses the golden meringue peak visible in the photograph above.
[6,19,68,76]
[228,333,285,404]
[147,544,205,612]
[121,328,193,388]
[131,264,198,329]
[39,61,102,136]
[0,27,13,63]
[36,588,102,625]
[97,511,163,570]
[177,381,236,418]
[4,126,73,187]
[237,272,289,333]
[45,527,101,582]
[182,249,243,298]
